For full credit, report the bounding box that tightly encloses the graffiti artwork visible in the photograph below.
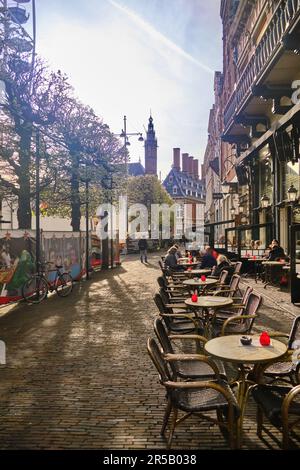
[0,231,35,304]
[42,232,83,281]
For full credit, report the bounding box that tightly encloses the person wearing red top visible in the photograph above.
[212,248,218,259]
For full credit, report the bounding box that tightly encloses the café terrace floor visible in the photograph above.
[0,252,299,450]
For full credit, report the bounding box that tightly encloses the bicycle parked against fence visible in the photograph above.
[22,262,73,304]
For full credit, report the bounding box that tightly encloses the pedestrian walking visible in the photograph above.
[138,237,148,263]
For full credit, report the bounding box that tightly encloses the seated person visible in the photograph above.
[254,240,261,250]
[199,247,217,269]
[173,244,182,260]
[268,239,285,261]
[164,246,184,271]
[214,254,235,283]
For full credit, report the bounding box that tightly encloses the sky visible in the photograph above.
[31,0,223,178]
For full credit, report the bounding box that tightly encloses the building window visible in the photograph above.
[176,205,183,218]
[173,186,178,195]
[169,175,173,182]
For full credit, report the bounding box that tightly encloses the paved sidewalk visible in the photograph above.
[0,252,298,449]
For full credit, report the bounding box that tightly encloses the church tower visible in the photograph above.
[144,115,158,176]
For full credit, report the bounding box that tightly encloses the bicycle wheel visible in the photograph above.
[22,275,48,304]
[56,272,73,297]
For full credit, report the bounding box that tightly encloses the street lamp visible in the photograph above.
[101,166,115,269]
[230,206,236,217]
[287,184,298,203]
[221,181,230,195]
[116,115,144,174]
[261,194,270,209]
[83,166,91,280]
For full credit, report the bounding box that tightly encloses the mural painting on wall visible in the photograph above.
[0,231,35,305]
[91,233,101,268]
[42,233,83,281]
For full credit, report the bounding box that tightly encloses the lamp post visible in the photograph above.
[84,165,91,280]
[35,127,40,273]
[100,166,115,269]
[109,172,114,270]
[117,115,144,175]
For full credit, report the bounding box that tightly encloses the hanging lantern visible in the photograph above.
[261,194,270,209]
[287,184,298,203]
[221,181,230,194]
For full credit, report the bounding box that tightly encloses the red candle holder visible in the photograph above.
[259,331,270,346]
[191,293,198,302]
[201,275,206,282]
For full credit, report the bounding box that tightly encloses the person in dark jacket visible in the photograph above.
[213,255,235,284]
[200,247,217,269]
[138,237,148,263]
[268,239,285,261]
[164,246,184,271]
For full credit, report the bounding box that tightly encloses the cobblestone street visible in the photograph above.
[0,252,299,450]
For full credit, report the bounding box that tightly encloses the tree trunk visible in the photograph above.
[17,125,33,229]
[70,151,81,232]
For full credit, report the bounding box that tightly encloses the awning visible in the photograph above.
[236,101,300,166]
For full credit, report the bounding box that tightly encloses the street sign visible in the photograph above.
[212,193,223,200]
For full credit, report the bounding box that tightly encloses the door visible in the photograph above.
[290,224,300,304]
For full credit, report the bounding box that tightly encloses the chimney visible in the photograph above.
[193,159,199,179]
[182,153,189,173]
[173,148,180,170]
[188,156,194,177]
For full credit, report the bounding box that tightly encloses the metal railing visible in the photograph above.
[224,0,300,129]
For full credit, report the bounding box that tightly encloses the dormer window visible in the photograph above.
[169,175,173,183]
[173,186,178,195]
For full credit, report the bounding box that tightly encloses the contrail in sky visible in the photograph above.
[108,0,214,75]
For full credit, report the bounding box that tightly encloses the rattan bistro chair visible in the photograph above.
[251,383,300,449]
[212,292,262,337]
[263,315,300,386]
[153,294,199,335]
[214,286,253,323]
[153,318,227,380]
[147,337,239,449]
[208,274,241,298]
[233,261,242,275]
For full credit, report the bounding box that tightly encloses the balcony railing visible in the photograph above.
[224,0,300,130]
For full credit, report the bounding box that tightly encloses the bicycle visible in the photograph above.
[22,262,73,304]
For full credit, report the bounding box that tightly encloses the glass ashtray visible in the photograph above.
[240,336,252,346]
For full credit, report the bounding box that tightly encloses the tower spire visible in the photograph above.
[144,114,158,176]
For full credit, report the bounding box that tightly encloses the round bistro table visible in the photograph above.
[185,296,233,337]
[205,334,287,448]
